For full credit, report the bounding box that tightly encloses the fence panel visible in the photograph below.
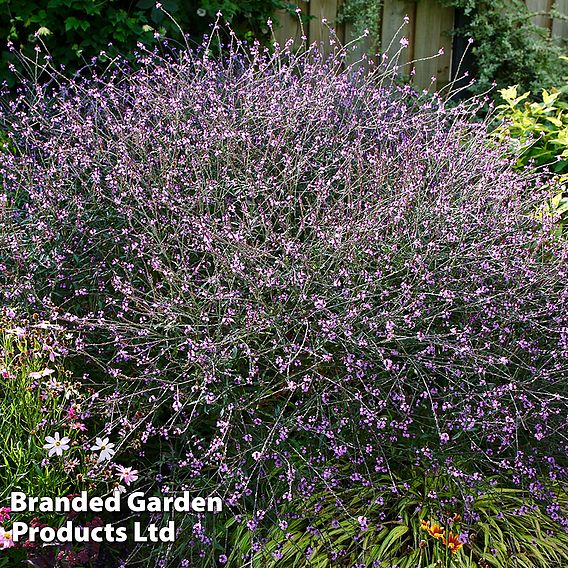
[272,0,567,91]
[410,0,454,88]
[344,21,374,67]
[381,0,416,70]
[551,0,568,45]
[273,2,308,49]
[526,0,553,28]
[308,0,341,56]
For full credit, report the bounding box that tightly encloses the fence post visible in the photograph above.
[551,0,568,46]
[413,0,454,90]
[381,0,416,72]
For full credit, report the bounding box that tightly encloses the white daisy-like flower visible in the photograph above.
[43,432,71,457]
[91,437,116,462]
[29,368,55,379]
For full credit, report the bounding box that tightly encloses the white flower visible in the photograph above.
[91,437,116,462]
[29,368,55,379]
[43,432,70,457]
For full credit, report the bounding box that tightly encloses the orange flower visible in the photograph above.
[420,519,431,531]
[443,531,463,554]
[428,524,444,540]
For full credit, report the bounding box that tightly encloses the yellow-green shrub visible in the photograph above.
[494,65,568,233]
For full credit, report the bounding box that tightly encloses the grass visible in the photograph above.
[219,469,568,567]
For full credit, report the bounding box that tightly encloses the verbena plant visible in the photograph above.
[1,22,567,566]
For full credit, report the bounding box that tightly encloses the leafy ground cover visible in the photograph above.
[0,22,567,567]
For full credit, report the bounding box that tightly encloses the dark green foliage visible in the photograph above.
[441,0,567,96]
[0,0,294,87]
[1,0,150,86]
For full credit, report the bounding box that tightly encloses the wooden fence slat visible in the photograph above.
[551,0,568,45]
[526,0,553,29]
[344,21,374,67]
[413,0,454,90]
[381,0,416,70]
[308,0,340,57]
[273,2,309,49]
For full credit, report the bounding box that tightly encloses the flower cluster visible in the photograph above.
[421,519,463,554]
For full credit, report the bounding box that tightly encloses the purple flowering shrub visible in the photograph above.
[1,33,567,564]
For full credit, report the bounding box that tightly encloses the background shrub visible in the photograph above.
[493,75,568,235]
[0,0,289,87]
[495,84,567,175]
[1,33,567,565]
[442,0,567,95]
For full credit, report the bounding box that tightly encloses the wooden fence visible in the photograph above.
[273,0,568,91]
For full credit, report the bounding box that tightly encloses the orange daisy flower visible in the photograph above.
[443,531,463,554]
[428,523,444,540]
[420,519,431,531]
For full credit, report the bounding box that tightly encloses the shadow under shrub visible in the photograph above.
[1,31,567,565]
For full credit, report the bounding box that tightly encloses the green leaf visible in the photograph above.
[542,89,560,106]
[500,85,518,104]
[376,524,408,559]
[64,17,89,32]
[161,0,179,11]
[150,7,165,24]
